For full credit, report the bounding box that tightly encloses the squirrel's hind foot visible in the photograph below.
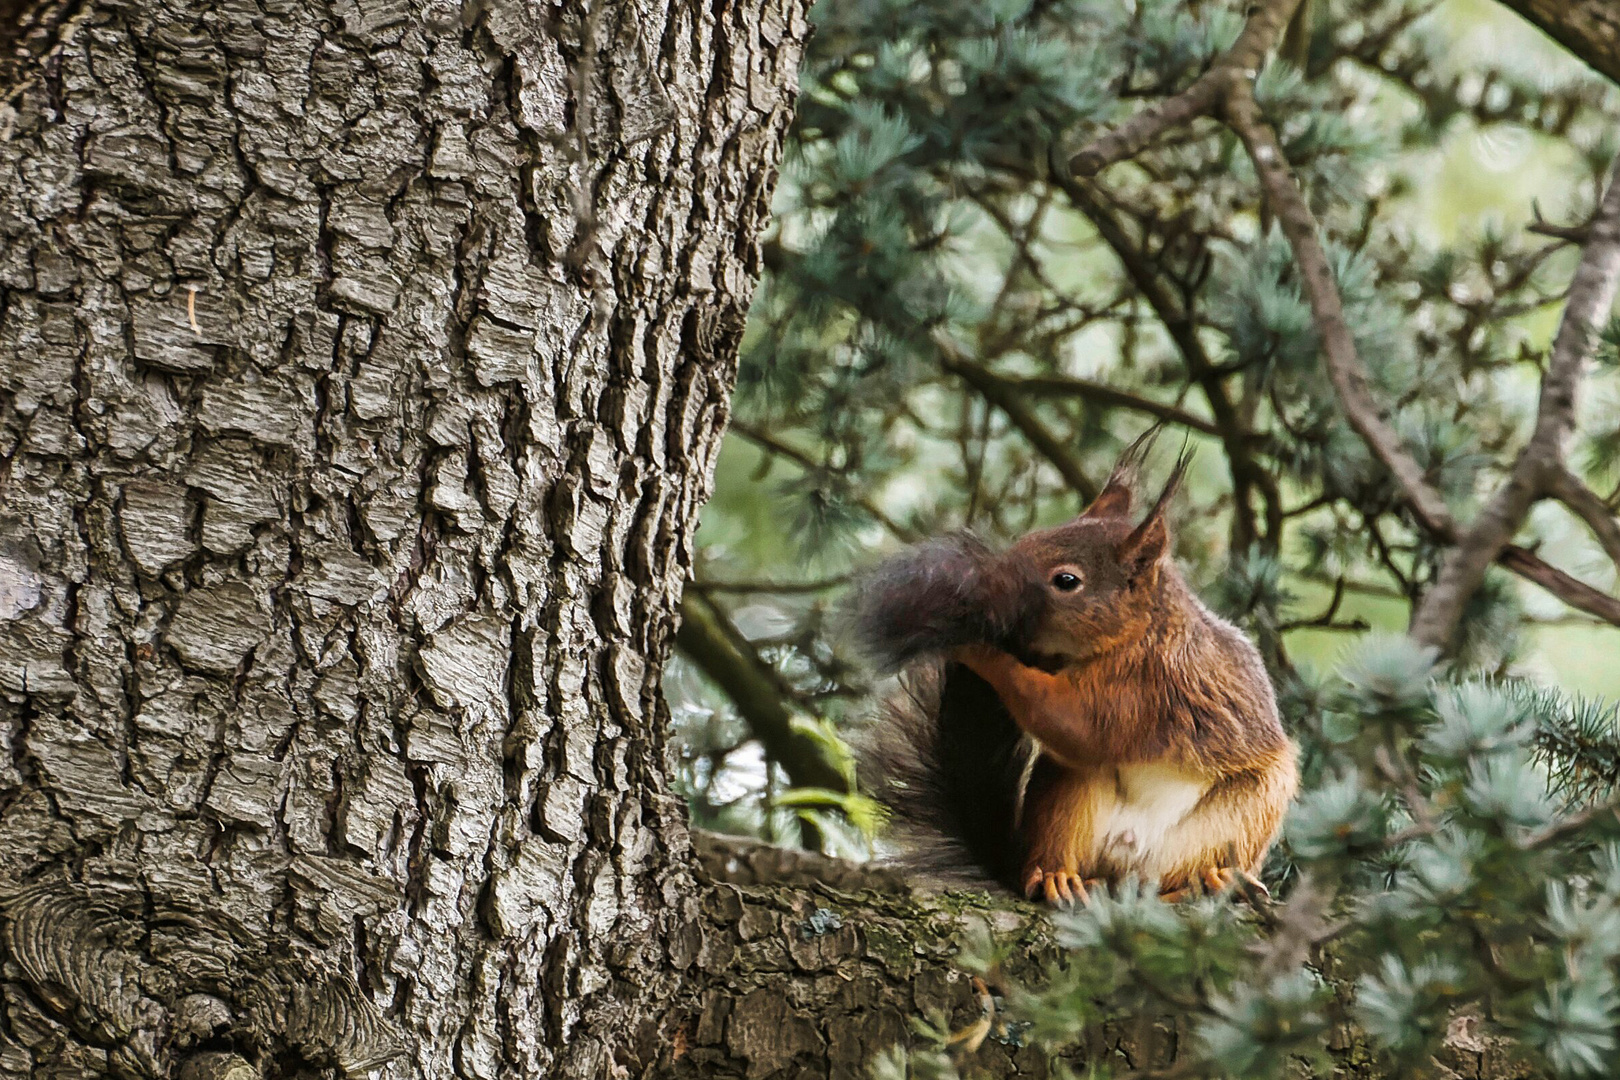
[1158,866,1270,903]
[1023,866,1091,907]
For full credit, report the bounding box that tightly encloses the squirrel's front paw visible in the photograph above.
[1023,866,1090,907]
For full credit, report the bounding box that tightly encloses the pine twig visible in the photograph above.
[1068,0,1620,643]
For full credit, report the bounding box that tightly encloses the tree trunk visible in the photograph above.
[0,0,806,1075]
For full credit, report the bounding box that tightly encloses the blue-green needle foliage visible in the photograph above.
[669,0,1620,1068]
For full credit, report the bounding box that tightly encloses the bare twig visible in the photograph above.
[1497,545,1620,627]
[994,372,1221,436]
[1521,791,1620,850]
[694,575,850,594]
[934,333,1100,503]
[1278,577,1371,632]
[1529,220,1592,245]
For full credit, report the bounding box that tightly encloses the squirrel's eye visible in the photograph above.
[1051,570,1082,592]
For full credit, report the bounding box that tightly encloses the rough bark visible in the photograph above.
[0,0,806,1076]
[668,834,1084,1080]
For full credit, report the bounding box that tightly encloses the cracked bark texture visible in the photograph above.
[659,835,1531,1080]
[0,0,807,1075]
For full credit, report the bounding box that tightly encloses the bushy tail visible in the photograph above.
[848,533,1044,672]
[856,660,1030,890]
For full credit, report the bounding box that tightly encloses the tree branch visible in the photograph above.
[1491,0,1620,88]
[1497,546,1620,627]
[1220,81,1460,542]
[1068,0,1304,176]
[1067,0,1620,641]
[1549,465,1620,571]
[1069,0,1453,538]
[675,591,851,795]
[1048,171,1279,550]
[1410,155,1620,647]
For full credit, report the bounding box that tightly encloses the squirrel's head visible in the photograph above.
[850,432,1190,671]
[1005,442,1191,665]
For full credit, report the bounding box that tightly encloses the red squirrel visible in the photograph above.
[855,439,1298,905]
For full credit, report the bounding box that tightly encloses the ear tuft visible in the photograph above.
[1079,423,1164,521]
[1117,443,1192,576]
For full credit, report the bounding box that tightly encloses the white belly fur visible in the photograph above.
[1090,763,1211,879]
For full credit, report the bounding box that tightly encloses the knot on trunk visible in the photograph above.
[0,875,403,1077]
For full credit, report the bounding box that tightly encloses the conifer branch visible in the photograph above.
[1413,156,1620,646]
[1069,0,1620,644]
[1068,0,1305,177]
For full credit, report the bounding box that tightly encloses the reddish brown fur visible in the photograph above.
[859,444,1298,900]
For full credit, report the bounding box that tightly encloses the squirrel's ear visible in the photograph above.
[1119,514,1170,576]
[1079,424,1163,521]
[1117,444,1191,577]
[1081,480,1132,520]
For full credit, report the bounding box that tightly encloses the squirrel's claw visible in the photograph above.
[1236,868,1272,901]
[1025,866,1089,907]
[1160,866,1271,904]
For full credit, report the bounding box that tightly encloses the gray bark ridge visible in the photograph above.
[0,0,806,1076]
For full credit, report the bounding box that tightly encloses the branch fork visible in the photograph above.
[1068,0,1620,647]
